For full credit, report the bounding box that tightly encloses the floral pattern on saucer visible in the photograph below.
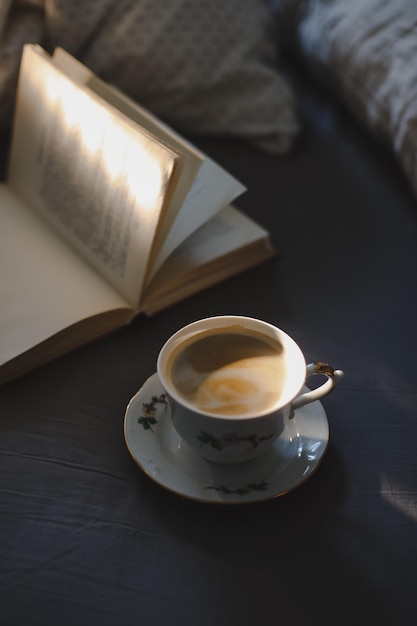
[137,393,167,432]
[197,430,274,451]
[204,482,269,496]
[124,374,329,505]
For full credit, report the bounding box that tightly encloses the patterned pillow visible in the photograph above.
[271,0,417,197]
[0,0,299,154]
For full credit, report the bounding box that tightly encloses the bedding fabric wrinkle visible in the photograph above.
[272,0,417,201]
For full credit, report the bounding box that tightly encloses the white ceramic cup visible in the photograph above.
[157,316,344,465]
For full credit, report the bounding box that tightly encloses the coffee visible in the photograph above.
[166,327,285,416]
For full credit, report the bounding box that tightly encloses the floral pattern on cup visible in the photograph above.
[197,430,275,452]
[138,393,167,432]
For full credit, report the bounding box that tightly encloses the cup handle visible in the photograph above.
[291,362,344,412]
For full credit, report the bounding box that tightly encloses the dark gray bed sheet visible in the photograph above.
[1,68,416,626]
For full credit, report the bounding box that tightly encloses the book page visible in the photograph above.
[141,205,274,309]
[7,45,180,307]
[50,49,247,280]
[150,158,246,278]
[0,185,132,367]
[86,84,247,279]
[86,84,246,278]
[52,48,206,271]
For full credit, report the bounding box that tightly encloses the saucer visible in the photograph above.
[124,373,329,504]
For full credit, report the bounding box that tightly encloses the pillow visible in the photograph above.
[0,0,45,133]
[270,0,417,197]
[0,0,299,154]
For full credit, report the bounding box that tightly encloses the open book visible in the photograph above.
[0,44,275,384]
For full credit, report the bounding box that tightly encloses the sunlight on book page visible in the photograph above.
[43,63,167,215]
[8,45,180,308]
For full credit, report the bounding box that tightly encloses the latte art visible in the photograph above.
[167,328,285,416]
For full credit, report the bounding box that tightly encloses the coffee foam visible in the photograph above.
[167,328,285,416]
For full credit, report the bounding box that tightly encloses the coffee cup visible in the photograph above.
[157,316,344,465]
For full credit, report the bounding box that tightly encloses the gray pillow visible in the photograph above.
[1,0,299,154]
